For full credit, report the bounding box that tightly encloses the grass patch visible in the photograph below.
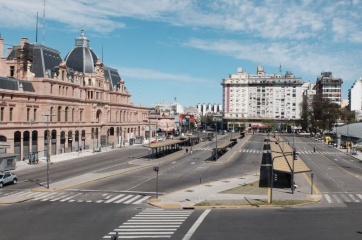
[220,180,267,195]
[194,199,313,207]
[204,184,213,187]
[185,190,194,192]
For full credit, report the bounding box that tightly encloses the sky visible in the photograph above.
[1,0,362,108]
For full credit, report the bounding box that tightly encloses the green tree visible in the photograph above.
[340,107,355,124]
[309,95,340,134]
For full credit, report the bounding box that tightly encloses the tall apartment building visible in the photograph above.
[221,66,309,129]
[0,31,148,161]
[316,71,343,105]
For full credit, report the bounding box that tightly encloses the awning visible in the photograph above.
[0,142,10,148]
[269,138,311,174]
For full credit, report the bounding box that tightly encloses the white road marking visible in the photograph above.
[324,194,333,203]
[104,194,125,203]
[182,209,211,240]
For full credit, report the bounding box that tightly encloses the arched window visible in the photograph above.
[72,108,75,122]
[50,107,53,122]
[65,107,68,122]
[58,106,62,122]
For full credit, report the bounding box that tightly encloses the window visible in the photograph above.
[88,79,91,86]
[9,108,13,121]
[64,107,68,122]
[50,107,53,122]
[0,107,4,121]
[33,109,37,121]
[80,110,83,122]
[27,108,30,121]
[58,107,61,122]
[10,66,14,77]
[50,85,53,94]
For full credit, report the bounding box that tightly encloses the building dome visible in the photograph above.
[64,30,99,73]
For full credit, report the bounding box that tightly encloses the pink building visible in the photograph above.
[0,31,149,161]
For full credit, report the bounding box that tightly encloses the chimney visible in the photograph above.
[21,38,28,48]
[0,38,3,58]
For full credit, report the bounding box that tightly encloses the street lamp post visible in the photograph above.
[148,119,151,161]
[42,112,54,189]
[29,119,34,164]
[215,120,218,160]
[291,121,295,194]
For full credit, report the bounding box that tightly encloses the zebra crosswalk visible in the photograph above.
[0,190,151,205]
[193,147,345,156]
[296,150,344,155]
[103,208,194,239]
[323,192,362,204]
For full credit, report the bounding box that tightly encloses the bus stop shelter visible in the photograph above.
[144,139,187,158]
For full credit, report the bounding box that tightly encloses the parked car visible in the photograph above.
[166,135,173,139]
[0,172,18,188]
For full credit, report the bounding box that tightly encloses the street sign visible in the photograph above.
[153,166,159,172]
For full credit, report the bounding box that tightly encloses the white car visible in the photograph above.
[0,172,18,188]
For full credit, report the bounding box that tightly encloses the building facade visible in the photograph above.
[0,31,149,161]
[196,103,222,116]
[348,78,362,121]
[316,71,343,106]
[221,66,309,130]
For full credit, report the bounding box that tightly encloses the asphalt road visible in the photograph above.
[283,134,362,208]
[189,206,362,240]
[2,133,362,239]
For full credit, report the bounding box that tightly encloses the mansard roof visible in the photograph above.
[0,76,35,92]
[6,43,62,78]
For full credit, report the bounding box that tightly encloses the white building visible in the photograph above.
[349,78,362,120]
[197,103,223,116]
[221,66,309,129]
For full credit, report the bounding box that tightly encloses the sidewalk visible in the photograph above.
[13,147,119,172]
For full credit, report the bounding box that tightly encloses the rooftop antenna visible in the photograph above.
[279,63,282,74]
[42,0,45,45]
[36,11,38,43]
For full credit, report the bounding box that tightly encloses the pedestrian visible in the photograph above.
[313,146,316,152]
[186,148,188,154]
[80,147,82,153]
[190,147,193,154]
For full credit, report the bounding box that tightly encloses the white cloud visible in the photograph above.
[184,37,362,81]
[1,0,362,42]
[116,67,211,84]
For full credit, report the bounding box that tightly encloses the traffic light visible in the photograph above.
[293,150,297,160]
